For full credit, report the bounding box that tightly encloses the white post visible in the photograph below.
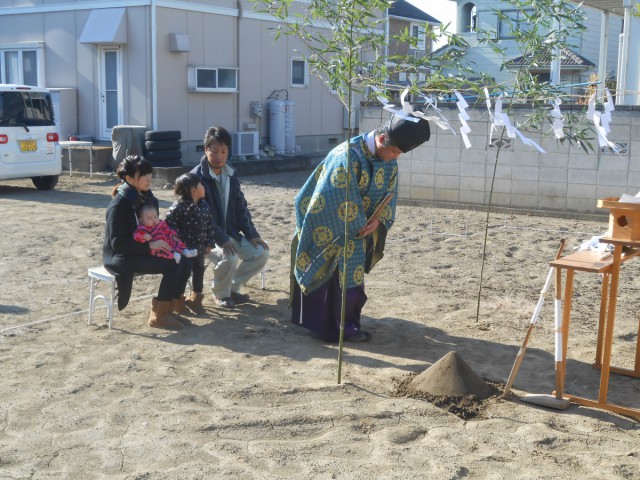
[550,48,561,86]
[554,297,563,362]
[384,8,389,86]
[550,1,561,86]
[597,11,609,103]
[617,5,630,104]
[624,9,640,105]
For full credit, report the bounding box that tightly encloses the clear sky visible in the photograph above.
[407,0,457,48]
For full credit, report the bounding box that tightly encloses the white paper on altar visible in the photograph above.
[619,192,640,203]
[575,234,610,253]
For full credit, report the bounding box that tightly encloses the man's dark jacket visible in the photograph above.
[190,156,260,246]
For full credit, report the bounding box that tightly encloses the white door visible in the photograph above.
[99,46,122,140]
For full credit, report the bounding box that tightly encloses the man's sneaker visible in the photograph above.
[230,292,250,304]
[213,296,235,308]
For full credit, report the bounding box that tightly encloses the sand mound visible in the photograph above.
[408,351,491,399]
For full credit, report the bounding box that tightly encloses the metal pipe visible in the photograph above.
[616,6,630,104]
[151,0,158,130]
[597,11,609,102]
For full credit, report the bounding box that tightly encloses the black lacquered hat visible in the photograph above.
[387,115,431,153]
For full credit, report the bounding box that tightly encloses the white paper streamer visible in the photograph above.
[492,95,546,153]
[484,87,494,122]
[516,129,547,154]
[494,97,516,138]
[587,90,618,151]
[370,85,389,106]
[588,98,617,151]
[374,86,454,131]
[419,94,456,134]
[600,88,615,135]
[398,89,457,130]
[550,98,565,139]
[454,90,472,149]
[400,89,418,121]
[372,85,616,156]
[484,88,497,144]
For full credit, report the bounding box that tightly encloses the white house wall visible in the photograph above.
[448,0,622,89]
[580,4,622,79]
[152,0,356,158]
[127,7,152,128]
[155,6,238,138]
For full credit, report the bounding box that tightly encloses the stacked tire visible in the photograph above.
[144,130,182,167]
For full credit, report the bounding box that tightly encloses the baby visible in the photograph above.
[133,204,197,263]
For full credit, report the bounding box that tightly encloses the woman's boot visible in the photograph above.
[170,298,192,326]
[174,295,188,314]
[148,297,183,330]
[184,291,206,316]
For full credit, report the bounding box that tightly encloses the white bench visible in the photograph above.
[89,264,268,330]
[88,266,116,329]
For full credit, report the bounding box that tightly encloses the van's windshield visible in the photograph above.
[0,91,55,127]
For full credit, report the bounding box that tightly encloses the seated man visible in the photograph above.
[191,126,269,308]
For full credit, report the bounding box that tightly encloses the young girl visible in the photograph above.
[166,173,216,315]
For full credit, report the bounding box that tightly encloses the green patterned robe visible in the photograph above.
[291,134,398,295]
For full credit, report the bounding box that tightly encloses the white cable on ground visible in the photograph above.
[0,294,153,334]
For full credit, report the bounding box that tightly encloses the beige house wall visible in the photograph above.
[361,104,640,214]
[148,4,350,163]
[0,0,353,165]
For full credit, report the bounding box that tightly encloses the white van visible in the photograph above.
[0,84,61,190]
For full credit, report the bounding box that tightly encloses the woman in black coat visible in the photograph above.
[103,155,191,330]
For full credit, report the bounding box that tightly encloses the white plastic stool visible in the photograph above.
[88,266,116,329]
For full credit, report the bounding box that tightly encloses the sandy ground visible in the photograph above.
[1,170,640,480]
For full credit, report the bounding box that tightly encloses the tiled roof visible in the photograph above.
[507,47,595,68]
[389,0,441,24]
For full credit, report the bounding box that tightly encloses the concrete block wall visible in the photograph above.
[361,103,640,214]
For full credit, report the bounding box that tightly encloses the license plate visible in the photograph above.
[19,140,37,152]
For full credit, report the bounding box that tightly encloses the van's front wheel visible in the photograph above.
[32,175,59,190]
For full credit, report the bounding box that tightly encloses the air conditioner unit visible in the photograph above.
[231,131,259,157]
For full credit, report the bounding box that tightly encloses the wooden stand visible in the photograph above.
[548,197,640,418]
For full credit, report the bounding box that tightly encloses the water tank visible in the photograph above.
[269,99,285,154]
[284,99,296,153]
